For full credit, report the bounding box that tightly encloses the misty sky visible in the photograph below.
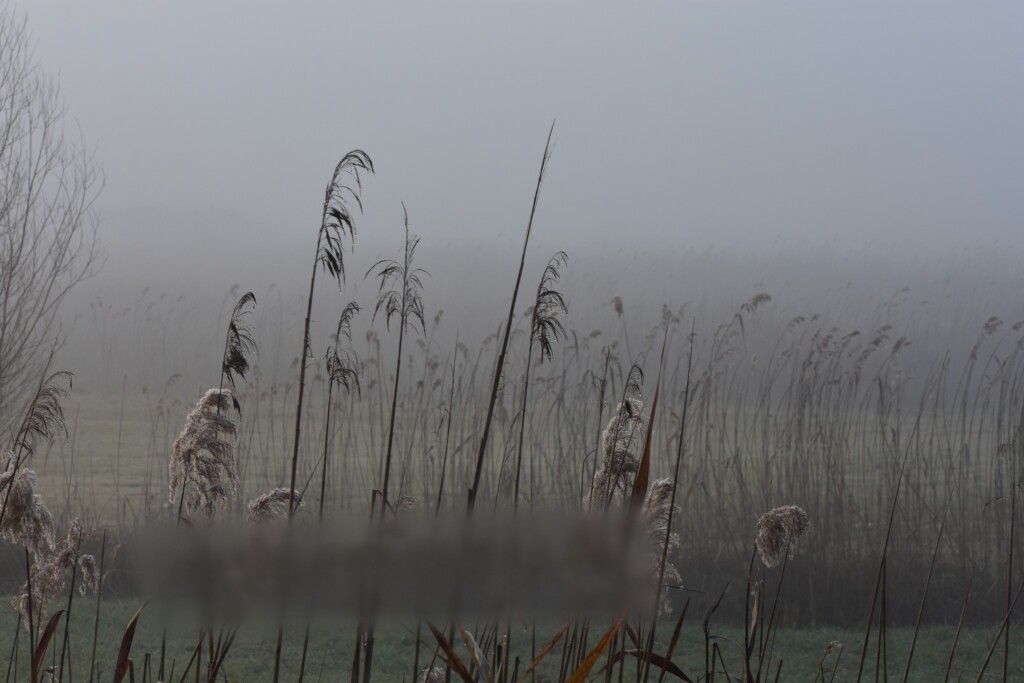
[22,2,1024,269]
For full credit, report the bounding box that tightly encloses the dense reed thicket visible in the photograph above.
[19,279,1024,626]
[0,143,1021,680]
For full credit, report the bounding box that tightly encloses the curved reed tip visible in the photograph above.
[755,505,810,568]
[247,487,302,523]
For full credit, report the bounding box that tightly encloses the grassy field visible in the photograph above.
[2,598,1021,682]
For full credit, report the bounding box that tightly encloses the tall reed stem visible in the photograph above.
[468,123,555,513]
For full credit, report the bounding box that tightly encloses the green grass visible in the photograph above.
[2,597,1021,682]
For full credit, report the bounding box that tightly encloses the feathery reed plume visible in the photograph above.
[327,303,362,396]
[12,371,72,455]
[530,252,569,362]
[0,370,70,534]
[393,495,419,517]
[755,505,810,568]
[367,205,427,516]
[220,292,257,393]
[586,394,646,510]
[12,521,91,628]
[289,150,373,523]
[319,302,361,520]
[642,478,682,615]
[0,452,54,557]
[168,389,240,519]
[77,554,99,596]
[247,488,302,524]
[513,251,568,511]
[418,666,445,683]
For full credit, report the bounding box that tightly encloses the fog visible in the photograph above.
[15,1,1024,391]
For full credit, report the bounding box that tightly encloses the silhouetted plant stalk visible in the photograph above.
[294,304,360,683]
[468,123,555,513]
[367,205,427,517]
[320,302,361,520]
[86,529,106,683]
[289,150,373,522]
[359,206,427,683]
[434,338,460,517]
[640,323,694,682]
[512,251,567,513]
[0,365,69,536]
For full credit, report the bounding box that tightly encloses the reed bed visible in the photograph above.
[1,142,1022,681]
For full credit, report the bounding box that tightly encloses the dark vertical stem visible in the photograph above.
[435,345,458,517]
[290,231,322,519]
[25,548,34,680]
[468,123,554,513]
[378,287,407,517]
[642,325,694,682]
[57,530,82,683]
[318,380,336,521]
[276,234,323,683]
[1003,458,1016,683]
[513,340,535,513]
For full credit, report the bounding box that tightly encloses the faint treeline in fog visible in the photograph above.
[32,245,1024,626]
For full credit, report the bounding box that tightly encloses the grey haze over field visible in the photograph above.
[15,1,1024,391]
[26,2,1024,257]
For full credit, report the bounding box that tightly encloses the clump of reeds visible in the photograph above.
[12,519,96,627]
[0,450,54,557]
[247,488,302,523]
[755,504,810,568]
[586,397,646,509]
[168,388,240,518]
[642,477,682,614]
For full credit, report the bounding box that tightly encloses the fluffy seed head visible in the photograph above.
[247,488,302,523]
[419,667,445,683]
[12,520,87,627]
[586,398,645,509]
[0,451,54,557]
[78,554,100,596]
[755,505,810,568]
[642,477,682,615]
[168,389,240,518]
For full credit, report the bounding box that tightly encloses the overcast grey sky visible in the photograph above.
[22,1,1024,265]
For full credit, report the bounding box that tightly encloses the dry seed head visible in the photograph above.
[586,398,645,509]
[168,389,240,518]
[247,487,302,523]
[78,554,100,595]
[394,495,420,517]
[755,505,810,568]
[0,451,54,557]
[642,477,681,615]
[12,520,88,627]
[419,667,445,683]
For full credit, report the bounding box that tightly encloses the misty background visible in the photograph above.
[15,1,1024,391]
[4,2,1024,637]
